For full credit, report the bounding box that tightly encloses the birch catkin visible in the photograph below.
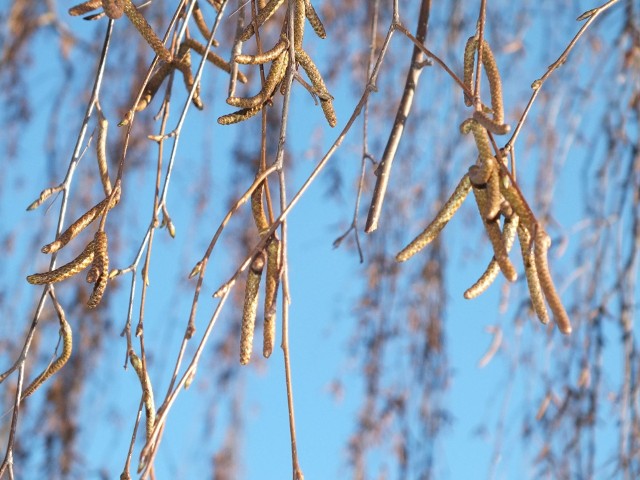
[27,241,96,285]
[218,106,262,125]
[534,232,571,333]
[296,49,337,127]
[87,231,109,308]
[129,351,156,441]
[122,0,172,63]
[235,39,287,65]
[517,225,550,325]
[240,252,266,365]
[23,307,73,398]
[239,0,286,42]
[304,0,326,39]
[396,174,471,262]
[226,51,288,108]
[41,186,120,254]
[471,186,517,282]
[464,214,519,299]
[96,116,113,196]
[102,0,124,19]
[263,237,281,358]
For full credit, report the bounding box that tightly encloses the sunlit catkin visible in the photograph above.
[129,351,156,441]
[235,39,287,65]
[96,116,113,196]
[239,0,286,42]
[294,0,306,50]
[460,118,493,162]
[305,0,326,39]
[473,110,510,136]
[22,307,73,398]
[240,252,266,365]
[396,174,471,262]
[226,51,288,108]
[102,0,124,19]
[534,231,571,334]
[471,186,517,282]
[69,0,101,17]
[462,36,476,106]
[28,240,96,285]
[191,1,219,46]
[175,44,203,110]
[263,237,281,358]
[462,36,509,134]
[251,180,269,234]
[464,214,519,299]
[27,185,63,211]
[136,62,172,112]
[122,0,172,63]
[217,105,262,125]
[41,185,120,254]
[296,49,337,127]
[87,231,109,308]
[517,225,550,324]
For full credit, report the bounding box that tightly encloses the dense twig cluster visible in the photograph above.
[218,0,336,126]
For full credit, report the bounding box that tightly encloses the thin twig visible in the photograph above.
[365,0,431,233]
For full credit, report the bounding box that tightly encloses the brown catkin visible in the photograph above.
[240,253,265,365]
[462,36,476,106]
[239,0,286,42]
[251,179,269,234]
[294,0,305,50]
[460,118,493,162]
[485,162,502,221]
[174,44,204,110]
[235,39,287,65]
[462,37,509,132]
[122,0,172,63]
[87,231,109,308]
[500,179,538,235]
[227,51,288,108]
[472,186,517,282]
[396,174,471,262]
[296,49,336,127]
[473,110,510,135]
[102,0,124,19]
[304,0,326,39]
[23,306,72,398]
[28,241,96,285]
[217,105,262,125]
[41,186,120,254]
[96,116,113,196]
[129,351,156,441]
[477,38,505,127]
[136,62,172,112]
[191,1,219,47]
[27,186,63,211]
[534,231,572,334]
[464,214,519,299]
[263,237,281,358]
[517,224,550,325]
[69,0,102,16]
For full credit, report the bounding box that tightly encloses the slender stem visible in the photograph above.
[365,0,431,233]
[505,0,621,151]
